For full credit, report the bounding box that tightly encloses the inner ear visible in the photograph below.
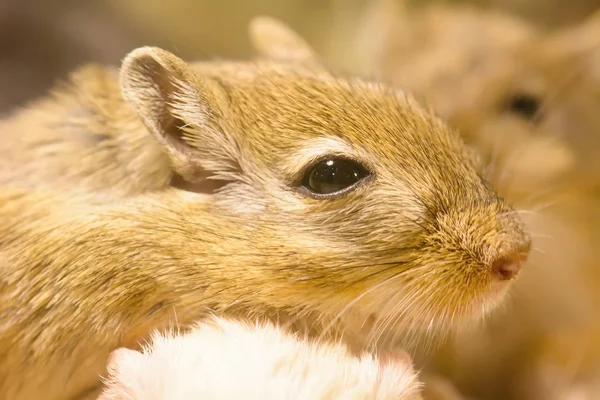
[352,0,409,78]
[121,50,194,154]
[120,46,241,193]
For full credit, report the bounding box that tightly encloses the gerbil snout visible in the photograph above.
[491,253,527,281]
[432,205,531,270]
[417,201,532,323]
[487,214,532,283]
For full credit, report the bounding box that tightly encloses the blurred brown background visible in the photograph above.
[1,0,599,117]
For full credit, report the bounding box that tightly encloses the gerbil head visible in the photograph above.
[355,0,536,86]
[118,17,530,349]
[356,4,600,200]
[248,16,318,65]
[448,11,600,200]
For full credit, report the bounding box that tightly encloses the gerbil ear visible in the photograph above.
[120,47,241,188]
[575,9,600,38]
[249,16,318,63]
[354,0,408,77]
[552,10,600,56]
[574,10,600,68]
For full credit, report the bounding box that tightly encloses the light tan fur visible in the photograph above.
[0,16,530,400]
[97,316,423,400]
[351,1,600,399]
[356,0,600,199]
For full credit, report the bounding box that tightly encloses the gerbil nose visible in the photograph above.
[491,254,525,281]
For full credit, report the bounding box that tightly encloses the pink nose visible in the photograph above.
[491,256,523,281]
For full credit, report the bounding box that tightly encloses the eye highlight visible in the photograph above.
[300,158,370,197]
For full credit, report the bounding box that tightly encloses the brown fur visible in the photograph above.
[0,16,530,400]
[351,1,600,399]
[357,0,600,198]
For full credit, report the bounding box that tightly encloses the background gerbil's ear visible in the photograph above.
[573,10,600,71]
[248,16,318,63]
[120,47,241,187]
[551,10,600,57]
[354,0,408,77]
[571,8,600,43]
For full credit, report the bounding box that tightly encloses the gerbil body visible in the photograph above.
[0,65,172,199]
[0,17,530,400]
[97,316,423,400]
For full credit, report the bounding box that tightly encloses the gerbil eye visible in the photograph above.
[301,158,370,196]
[505,93,541,119]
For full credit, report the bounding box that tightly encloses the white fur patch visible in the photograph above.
[98,317,422,399]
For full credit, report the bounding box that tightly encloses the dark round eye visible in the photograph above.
[301,158,370,196]
[505,93,541,119]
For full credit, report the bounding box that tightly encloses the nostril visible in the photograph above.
[491,256,523,281]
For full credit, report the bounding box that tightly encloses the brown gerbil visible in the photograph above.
[350,2,600,399]
[355,0,600,199]
[0,16,530,400]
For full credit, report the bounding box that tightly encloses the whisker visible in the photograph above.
[496,149,522,188]
[530,200,560,213]
[316,272,404,344]
[531,233,554,239]
[369,274,429,347]
[395,273,478,353]
[324,256,418,272]
[500,209,538,217]
[485,132,502,180]
[342,262,411,291]
[368,266,444,348]
[329,263,435,348]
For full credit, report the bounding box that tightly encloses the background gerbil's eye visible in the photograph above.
[301,158,370,196]
[505,93,542,119]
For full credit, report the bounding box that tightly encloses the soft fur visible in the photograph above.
[351,1,600,399]
[0,16,529,400]
[356,0,600,199]
[97,316,422,400]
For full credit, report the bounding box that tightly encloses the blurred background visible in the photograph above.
[1,0,599,116]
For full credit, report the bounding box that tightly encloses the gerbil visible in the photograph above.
[0,16,323,199]
[350,2,600,399]
[356,0,600,199]
[97,316,423,400]
[0,16,530,400]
